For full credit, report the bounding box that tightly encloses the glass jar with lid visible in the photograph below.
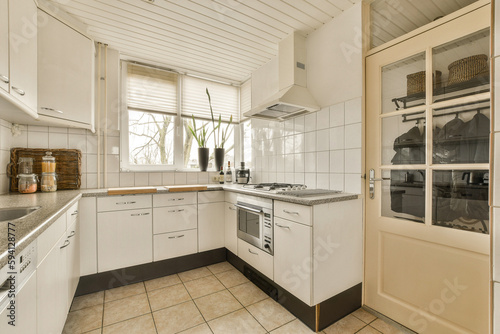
[18,174,38,193]
[18,157,34,174]
[41,173,57,192]
[42,152,56,173]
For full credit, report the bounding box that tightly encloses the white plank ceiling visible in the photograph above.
[49,0,360,83]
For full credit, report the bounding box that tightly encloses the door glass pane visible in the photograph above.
[432,28,490,103]
[433,170,489,234]
[382,114,425,165]
[382,53,425,113]
[432,101,490,164]
[381,169,425,223]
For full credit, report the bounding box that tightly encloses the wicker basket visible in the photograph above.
[406,70,442,95]
[7,148,81,192]
[447,54,488,86]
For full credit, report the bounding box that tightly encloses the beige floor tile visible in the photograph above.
[71,291,105,312]
[178,323,213,334]
[215,269,248,288]
[62,304,103,334]
[270,319,315,334]
[153,301,205,334]
[357,326,382,334]
[144,274,181,292]
[104,282,146,302]
[323,314,366,334]
[103,293,151,326]
[229,281,268,306]
[208,309,267,334]
[352,308,377,324]
[147,283,191,311]
[207,261,235,274]
[246,298,295,331]
[184,275,226,299]
[83,329,102,334]
[102,314,156,334]
[194,290,243,321]
[178,267,213,282]
[370,318,405,334]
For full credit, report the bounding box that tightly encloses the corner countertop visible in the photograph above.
[0,190,82,269]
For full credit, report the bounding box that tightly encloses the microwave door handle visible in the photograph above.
[234,204,263,214]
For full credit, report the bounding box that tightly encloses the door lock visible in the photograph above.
[369,169,390,199]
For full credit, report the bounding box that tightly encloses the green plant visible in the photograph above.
[187,115,213,148]
[206,88,233,149]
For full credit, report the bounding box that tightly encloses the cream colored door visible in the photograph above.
[365,5,490,334]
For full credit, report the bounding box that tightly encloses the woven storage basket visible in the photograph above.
[447,54,488,86]
[406,70,442,95]
[7,148,81,192]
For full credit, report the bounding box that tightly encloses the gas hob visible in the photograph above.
[242,183,342,197]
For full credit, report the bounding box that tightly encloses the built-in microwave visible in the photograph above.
[236,195,273,255]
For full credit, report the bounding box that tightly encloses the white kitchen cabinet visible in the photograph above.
[153,204,197,234]
[274,216,312,305]
[97,194,152,212]
[37,9,94,130]
[198,202,225,252]
[275,201,312,226]
[79,197,97,275]
[0,0,9,93]
[66,218,80,309]
[224,202,238,255]
[97,208,153,272]
[237,238,273,280]
[154,229,198,261]
[8,0,37,112]
[37,232,68,334]
[153,192,197,207]
[198,191,225,204]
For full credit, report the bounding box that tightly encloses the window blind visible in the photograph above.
[127,63,178,115]
[182,75,239,122]
[240,79,251,119]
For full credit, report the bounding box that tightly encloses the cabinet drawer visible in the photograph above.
[153,205,197,234]
[154,229,198,261]
[153,192,197,207]
[198,191,225,204]
[66,202,79,226]
[97,195,152,212]
[237,239,273,280]
[37,214,66,266]
[275,201,312,226]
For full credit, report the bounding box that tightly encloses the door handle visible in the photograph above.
[41,107,64,114]
[248,248,258,255]
[275,223,290,230]
[11,86,25,96]
[369,169,390,199]
[60,240,70,249]
[0,74,9,83]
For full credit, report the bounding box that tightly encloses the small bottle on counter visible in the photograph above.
[225,161,232,184]
[219,166,225,184]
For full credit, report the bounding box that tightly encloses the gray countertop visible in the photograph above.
[0,190,82,268]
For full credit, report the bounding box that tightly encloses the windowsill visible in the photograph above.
[119,168,219,173]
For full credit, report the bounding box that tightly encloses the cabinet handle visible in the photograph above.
[60,240,70,249]
[116,201,136,205]
[41,107,64,114]
[131,212,150,216]
[248,248,258,255]
[229,206,236,211]
[0,74,8,83]
[168,209,176,213]
[67,231,76,238]
[275,223,290,230]
[71,210,78,216]
[177,198,184,201]
[176,234,184,238]
[168,236,176,239]
[283,209,299,215]
[11,86,25,96]
[177,209,185,212]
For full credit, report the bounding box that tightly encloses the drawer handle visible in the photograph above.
[275,223,290,230]
[168,209,185,213]
[176,234,185,238]
[283,209,299,215]
[116,201,136,205]
[168,198,185,201]
[60,240,70,249]
[71,210,78,216]
[168,209,176,213]
[131,212,150,216]
[41,107,64,114]
[248,248,258,255]
[67,231,76,238]
[0,74,9,83]
[177,209,185,212]
[11,86,25,96]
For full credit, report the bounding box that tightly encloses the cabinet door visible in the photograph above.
[0,0,9,92]
[9,0,37,111]
[153,204,197,234]
[198,202,225,252]
[274,217,312,305]
[224,202,237,255]
[237,238,273,280]
[153,229,198,261]
[79,197,97,276]
[97,209,153,272]
[37,10,94,125]
[0,271,37,334]
[66,219,80,310]
[37,233,68,334]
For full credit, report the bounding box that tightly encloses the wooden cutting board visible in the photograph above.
[107,187,158,195]
[164,185,208,192]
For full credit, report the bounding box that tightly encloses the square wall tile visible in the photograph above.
[305,173,316,188]
[28,125,48,133]
[268,156,277,172]
[87,134,99,154]
[305,113,316,132]
[107,173,120,188]
[119,173,135,187]
[330,173,344,191]
[27,131,49,149]
[294,173,305,185]
[284,119,295,136]
[345,123,362,149]
[317,173,329,189]
[345,97,362,124]
[294,133,304,153]
[175,172,187,185]
[49,126,68,134]
[284,154,294,173]
[285,172,294,183]
[294,153,304,173]
[305,132,316,153]
[106,155,120,173]
[107,136,120,155]
[330,150,344,173]
[87,173,98,188]
[80,174,87,189]
[345,149,362,174]
[276,155,285,173]
[11,129,27,148]
[87,154,98,174]
[186,173,198,184]
[284,136,294,155]
[135,173,149,186]
[316,151,329,173]
[330,103,345,128]
[316,108,330,130]
[345,173,362,194]
[276,173,285,183]
[330,127,344,150]
[198,172,209,184]
[294,115,305,133]
[316,129,329,152]
[305,152,316,173]
[149,173,162,186]
[69,134,87,153]
[162,172,175,185]
[49,132,68,149]
[0,125,10,150]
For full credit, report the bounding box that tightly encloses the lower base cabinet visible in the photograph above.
[224,202,238,255]
[198,202,225,252]
[153,229,198,261]
[237,239,274,280]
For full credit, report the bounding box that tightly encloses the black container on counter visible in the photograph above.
[236,162,250,184]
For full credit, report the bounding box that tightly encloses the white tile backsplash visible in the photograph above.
[345,97,362,124]
[345,149,362,174]
[330,150,344,173]
[316,107,330,130]
[330,102,344,128]
[330,127,344,150]
[135,173,149,186]
[162,172,175,185]
[174,172,187,185]
[294,153,305,173]
[305,131,316,152]
[27,131,49,148]
[48,132,68,149]
[305,152,316,173]
[186,172,198,184]
[316,129,330,151]
[317,173,329,190]
[345,123,362,149]
[304,113,316,132]
[316,151,329,173]
[148,172,162,186]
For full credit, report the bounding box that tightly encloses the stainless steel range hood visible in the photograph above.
[244,33,320,121]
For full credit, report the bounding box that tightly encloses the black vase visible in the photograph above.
[214,148,225,171]
[198,147,209,171]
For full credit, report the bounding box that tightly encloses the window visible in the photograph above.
[121,62,239,171]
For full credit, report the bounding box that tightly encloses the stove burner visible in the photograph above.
[243,183,307,191]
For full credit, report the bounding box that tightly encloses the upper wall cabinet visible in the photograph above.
[38,9,95,131]
[0,1,9,93]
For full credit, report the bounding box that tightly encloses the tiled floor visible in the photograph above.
[63,262,406,334]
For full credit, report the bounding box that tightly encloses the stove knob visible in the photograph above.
[264,244,270,249]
